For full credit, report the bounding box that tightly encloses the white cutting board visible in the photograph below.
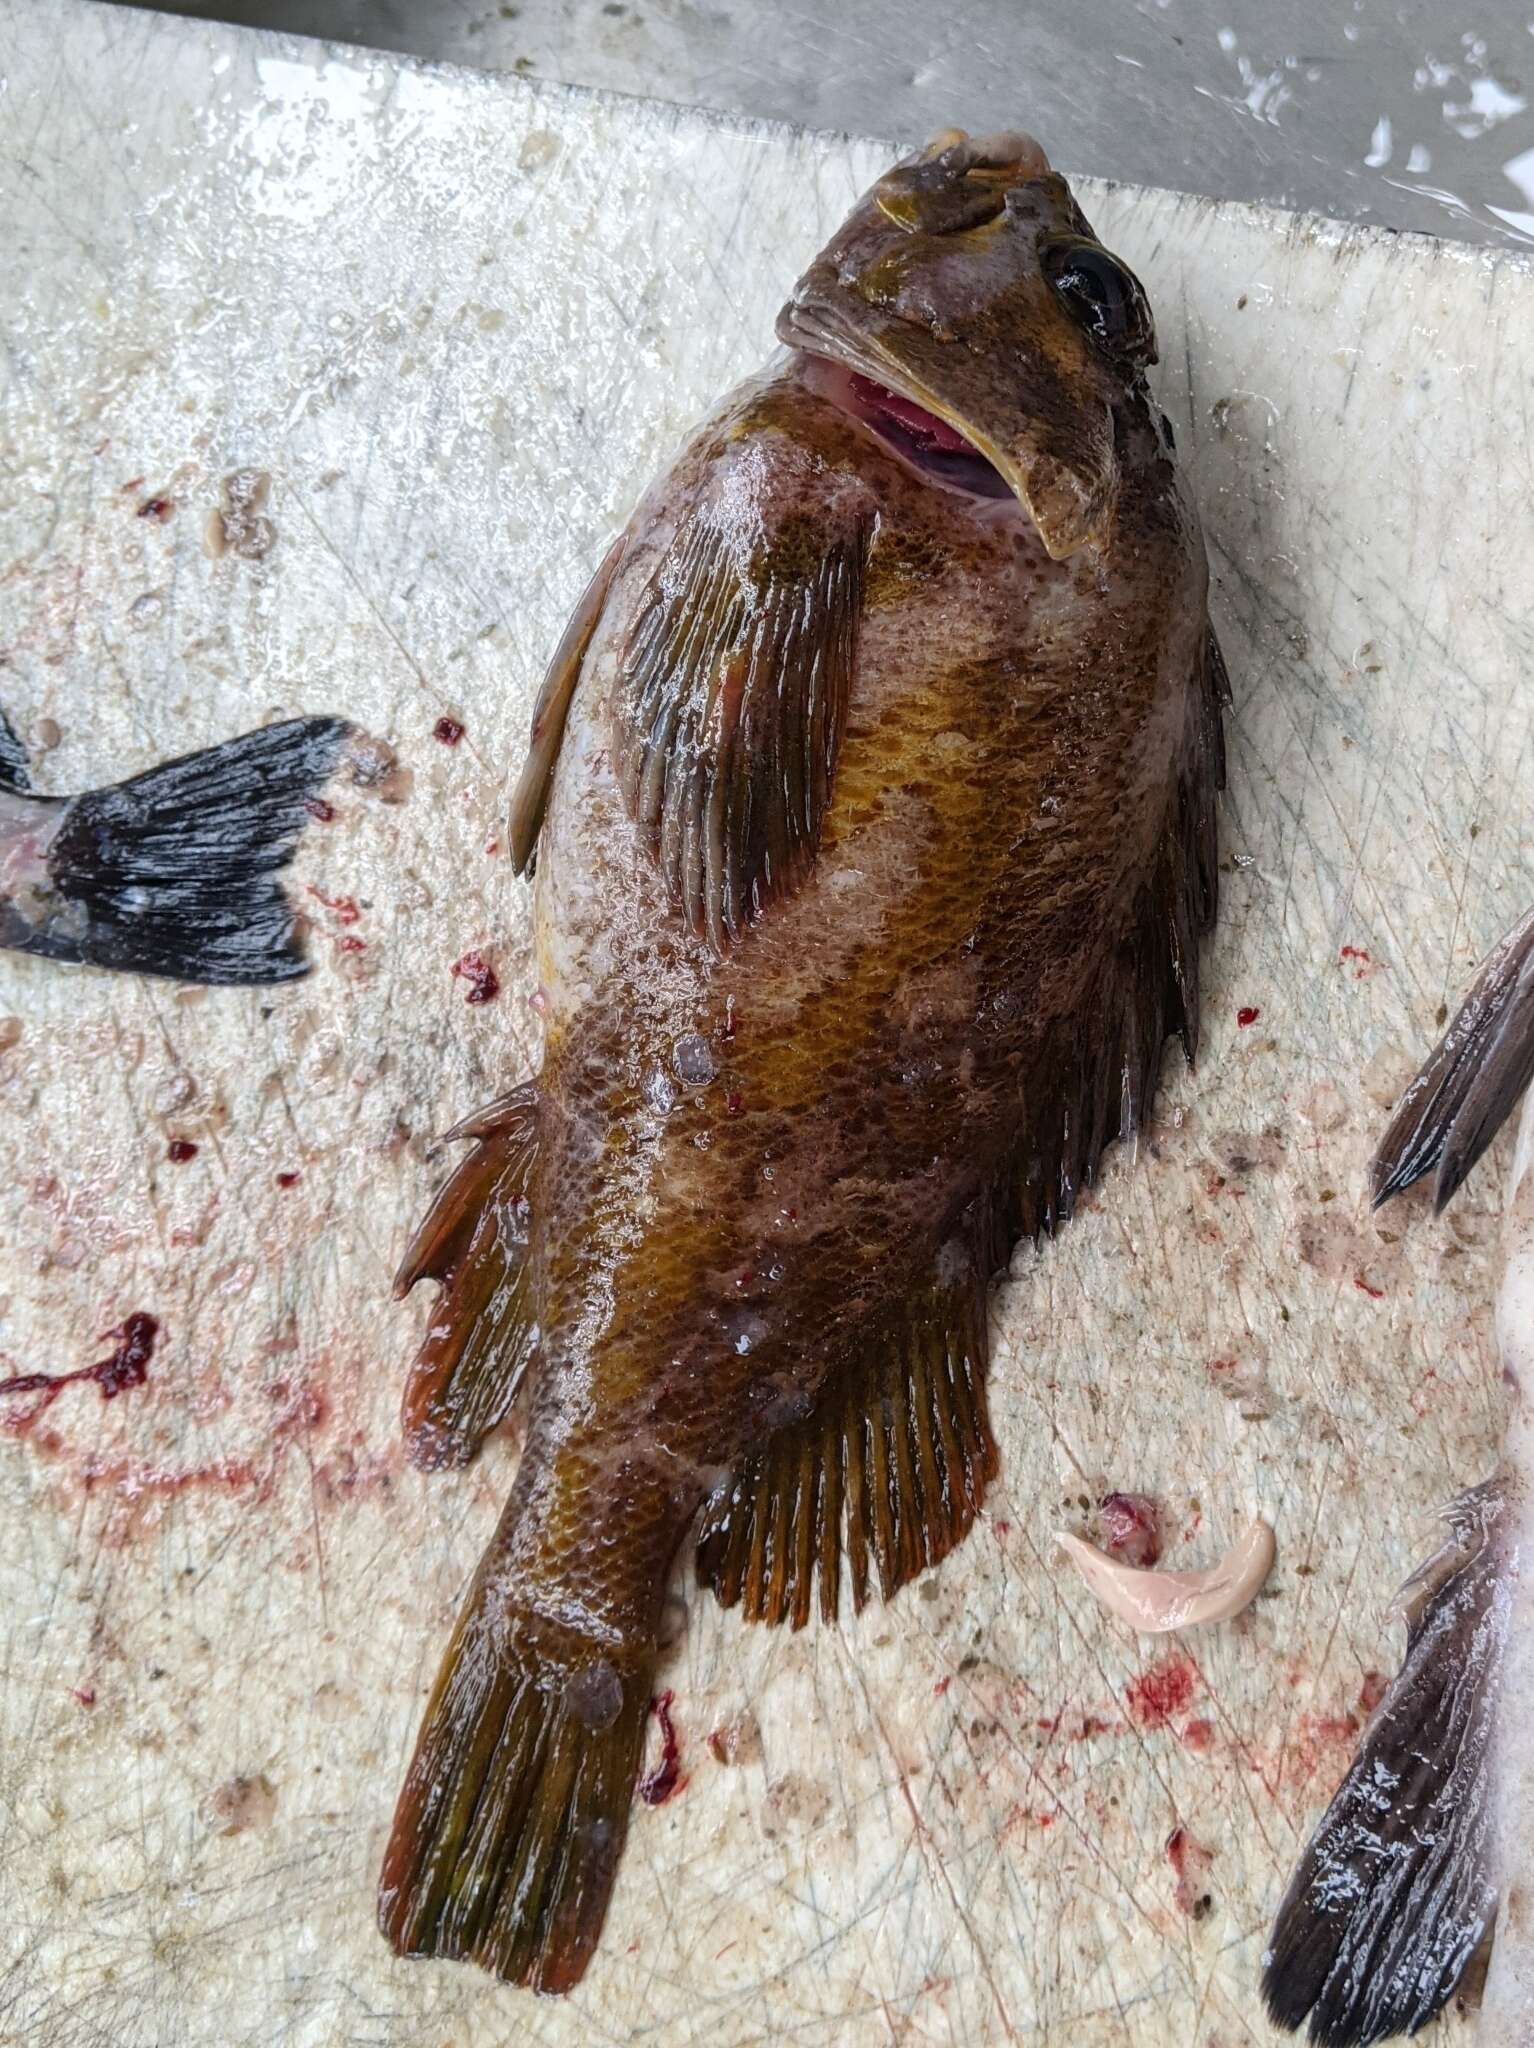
[2,4,1532,2043]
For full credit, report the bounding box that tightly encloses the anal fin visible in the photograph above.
[395,1085,539,1469]
[695,1259,998,1628]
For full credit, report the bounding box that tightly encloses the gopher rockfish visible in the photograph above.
[379,127,1229,1991]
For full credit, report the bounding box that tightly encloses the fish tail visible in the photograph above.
[2,716,350,984]
[379,1528,653,1992]
[1373,902,1534,1211]
[1261,1480,1508,2045]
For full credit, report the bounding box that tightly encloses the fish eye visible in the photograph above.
[1042,239,1156,364]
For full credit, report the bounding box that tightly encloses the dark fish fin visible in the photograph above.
[611,493,869,955]
[696,1251,998,1627]
[379,1553,650,1992]
[1012,624,1225,1239]
[1372,903,1534,1212]
[394,1084,539,1470]
[509,536,625,874]
[7,717,350,984]
[0,704,30,790]
[1261,1481,1508,2046]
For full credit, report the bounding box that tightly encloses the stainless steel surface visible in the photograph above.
[103,0,1534,247]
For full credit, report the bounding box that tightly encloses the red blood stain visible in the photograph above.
[433,716,465,745]
[0,1312,159,1424]
[1181,1718,1215,1753]
[1125,1653,1198,1729]
[1359,1670,1388,1714]
[121,476,145,492]
[1167,1825,1215,1916]
[338,936,366,954]
[137,497,173,522]
[166,1138,198,1164]
[451,951,500,1005]
[1236,1005,1261,1027]
[639,1690,684,1805]
[305,884,360,925]
[484,839,499,855]
[725,1090,743,1117]
[1339,945,1377,981]
[275,1171,301,1188]
[71,1685,97,1708]
[304,797,336,822]
[1354,1275,1385,1300]
[993,1518,1012,1539]
[933,1676,951,1696]
[1099,1492,1161,1568]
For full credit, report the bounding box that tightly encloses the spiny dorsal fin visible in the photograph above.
[695,1254,997,1629]
[611,497,869,955]
[394,1084,539,1469]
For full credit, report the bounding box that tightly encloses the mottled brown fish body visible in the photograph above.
[381,129,1226,1992]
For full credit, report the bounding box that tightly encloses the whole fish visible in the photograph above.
[0,702,349,983]
[379,127,1228,1991]
[1264,906,1534,2044]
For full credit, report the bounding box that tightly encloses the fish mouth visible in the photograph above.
[838,371,1016,502]
[782,296,1029,511]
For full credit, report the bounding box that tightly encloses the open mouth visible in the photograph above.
[838,371,1014,501]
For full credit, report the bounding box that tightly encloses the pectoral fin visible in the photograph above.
[611,503,868,954]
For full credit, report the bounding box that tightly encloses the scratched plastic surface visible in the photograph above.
[2,3,1534,2043]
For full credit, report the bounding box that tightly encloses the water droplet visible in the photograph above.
[672,1033,717,1086]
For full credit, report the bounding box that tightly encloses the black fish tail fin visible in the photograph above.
[393,1085,539,1469]
[7,717,350,984]
[379,1539,652,1992]
[1261,1481,1508,2045]
[1373,903,1534,1211]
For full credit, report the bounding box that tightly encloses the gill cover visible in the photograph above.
[777,129,1156,559]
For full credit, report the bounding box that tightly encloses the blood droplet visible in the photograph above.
[1236,1005,1260,1027]
[433,716,465,745]
[166,1139,199,1164]
[451,951,500,1005]
[639,1689,685,1805]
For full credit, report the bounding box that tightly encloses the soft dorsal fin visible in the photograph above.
[695,1252,998,1629]
[509,538,625,875]
[611,495,869,954]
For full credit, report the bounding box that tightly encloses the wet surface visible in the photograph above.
[110,0,1534,249]
[2,3,1533,2042]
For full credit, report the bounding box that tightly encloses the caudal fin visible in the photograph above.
[4,716,349,984]
[1261,1482,1508,2045]
[379,1557,652,1992]
[1373,904,1534,1212]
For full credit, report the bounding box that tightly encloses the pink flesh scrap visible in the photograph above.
[1057,1517,1276,1634]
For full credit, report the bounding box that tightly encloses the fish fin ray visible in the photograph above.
[510,536,625,874]
[1261,1480,1507,2045]
[7,717,350,983]
[611,491,868,954]
[0,704,30,790]
[379,1576,649,1993]
[695,1261,997,1627]
[1372,903,1534,1211]
[396,1084,539,1470]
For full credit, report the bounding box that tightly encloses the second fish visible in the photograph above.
[380,126,1230,1991]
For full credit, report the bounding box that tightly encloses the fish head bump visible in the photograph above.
[776,128,1157,559]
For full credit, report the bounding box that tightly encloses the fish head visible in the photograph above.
[777,129,1158,558]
